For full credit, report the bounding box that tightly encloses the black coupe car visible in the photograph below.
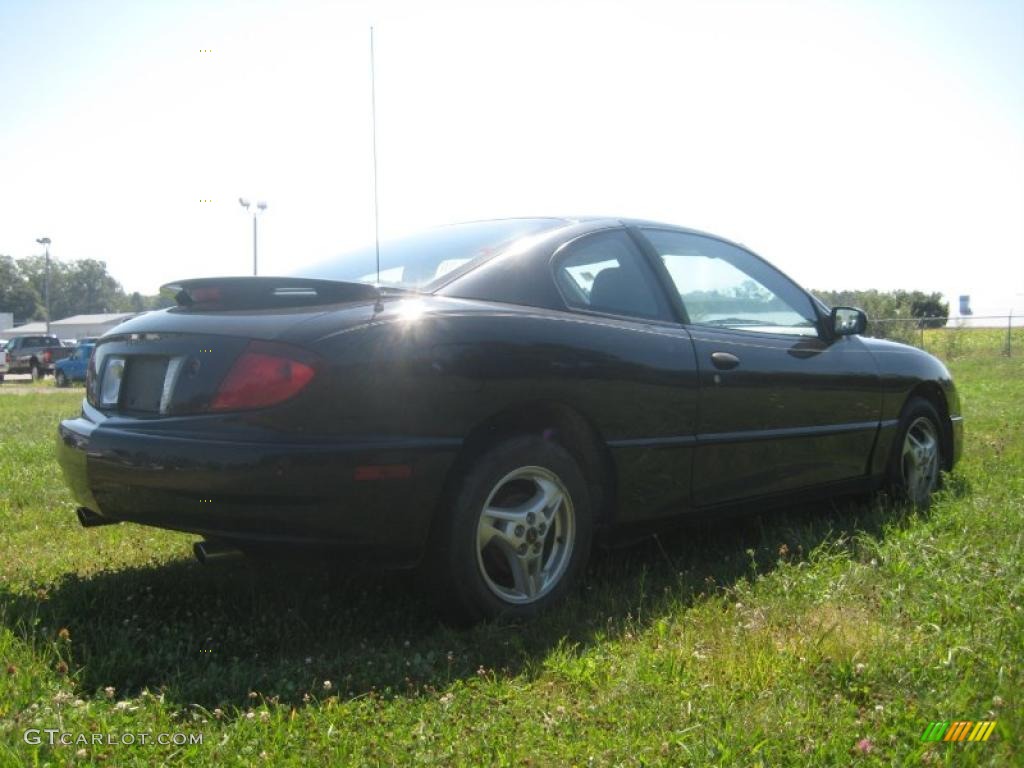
[57,217,962,621]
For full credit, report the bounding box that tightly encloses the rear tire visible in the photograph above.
[888,397,943,507]
[423,435,593,624]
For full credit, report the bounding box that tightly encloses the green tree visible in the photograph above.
[0,255,42,324]
[908,291,948,328]
[17,256,126,319]
[126,292,147,313]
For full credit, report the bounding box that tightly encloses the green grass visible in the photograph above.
[922,327,1024,359]
[0,357,1021,766]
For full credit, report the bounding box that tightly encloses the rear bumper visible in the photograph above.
[57,412,460,567]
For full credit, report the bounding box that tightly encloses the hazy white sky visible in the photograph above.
[1,0,1022,311]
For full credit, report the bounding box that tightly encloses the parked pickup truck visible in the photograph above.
[0,335,73,382]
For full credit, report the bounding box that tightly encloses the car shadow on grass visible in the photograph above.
[0,480,966,713]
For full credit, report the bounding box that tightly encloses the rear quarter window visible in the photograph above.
[553,230,672,321]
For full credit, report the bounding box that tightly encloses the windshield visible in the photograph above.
[292,218,567,290]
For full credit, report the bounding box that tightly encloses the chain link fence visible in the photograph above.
[869,315,1022,359]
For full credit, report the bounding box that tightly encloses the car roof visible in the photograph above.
[434,216,816,317]
[467,215,754,253]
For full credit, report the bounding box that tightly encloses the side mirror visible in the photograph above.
[831,306,867,336]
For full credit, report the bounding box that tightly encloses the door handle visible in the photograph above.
[710,351,740,370]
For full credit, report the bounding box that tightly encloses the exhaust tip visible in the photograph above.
[193,540,243,565]
[76,507,118,528]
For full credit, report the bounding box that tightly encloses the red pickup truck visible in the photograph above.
[0,335,73,382]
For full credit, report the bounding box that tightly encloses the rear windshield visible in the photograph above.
[293,219,567,290]
[22,336,59,347]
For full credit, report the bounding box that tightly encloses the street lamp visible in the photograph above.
[35,238,51,334]
[238,198,268,276]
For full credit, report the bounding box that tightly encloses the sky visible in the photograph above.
[1,0,1022,314]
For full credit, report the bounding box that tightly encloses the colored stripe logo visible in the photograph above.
[921,721,997,742]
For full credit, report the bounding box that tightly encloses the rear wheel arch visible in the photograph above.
[439,401,616,532]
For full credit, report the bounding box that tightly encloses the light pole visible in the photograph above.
[238,198,268,275]
[36,238,51,334]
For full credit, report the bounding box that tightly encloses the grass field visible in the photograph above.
[0,356,1021,766]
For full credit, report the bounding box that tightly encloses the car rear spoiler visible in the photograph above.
[162,276,383,310]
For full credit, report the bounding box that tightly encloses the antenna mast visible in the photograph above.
[370,26,381,285]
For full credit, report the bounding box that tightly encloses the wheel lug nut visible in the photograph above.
[515,525,525,537]
[538,523,547,534]
[526,513,536,525]
[518,544,528,555]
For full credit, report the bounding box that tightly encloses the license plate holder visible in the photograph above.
[119,357,169,413]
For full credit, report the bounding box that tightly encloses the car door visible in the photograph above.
[551,228,700,521]
[637,228,881,506]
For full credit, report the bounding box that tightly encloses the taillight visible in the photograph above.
[210,341,316,411]
[42,350,52,363]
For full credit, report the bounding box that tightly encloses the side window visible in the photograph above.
[554,230,670,321]
[642,229,819,335]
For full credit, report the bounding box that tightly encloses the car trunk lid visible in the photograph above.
[87,277,386,416]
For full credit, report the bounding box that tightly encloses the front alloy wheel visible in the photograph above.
[889,397,944,507]
[901,416,940,506]
[476,466,575,605]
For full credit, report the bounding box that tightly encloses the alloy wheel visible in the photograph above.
[901,416,940,505]
[475,466,575,605]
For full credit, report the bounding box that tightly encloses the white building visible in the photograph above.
[6,321,48,336]
[51,313,137,339]
[8,313,137,340]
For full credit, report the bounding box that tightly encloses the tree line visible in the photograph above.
[0,255,174,326]
[812,289,948,326]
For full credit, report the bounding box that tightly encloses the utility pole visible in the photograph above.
[238,198,268,275]
[36,237,51,334]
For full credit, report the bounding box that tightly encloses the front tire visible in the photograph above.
[31,362,42,382]
[425,435,593,623]
[888,397,943,507]
[55,370,67,388]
